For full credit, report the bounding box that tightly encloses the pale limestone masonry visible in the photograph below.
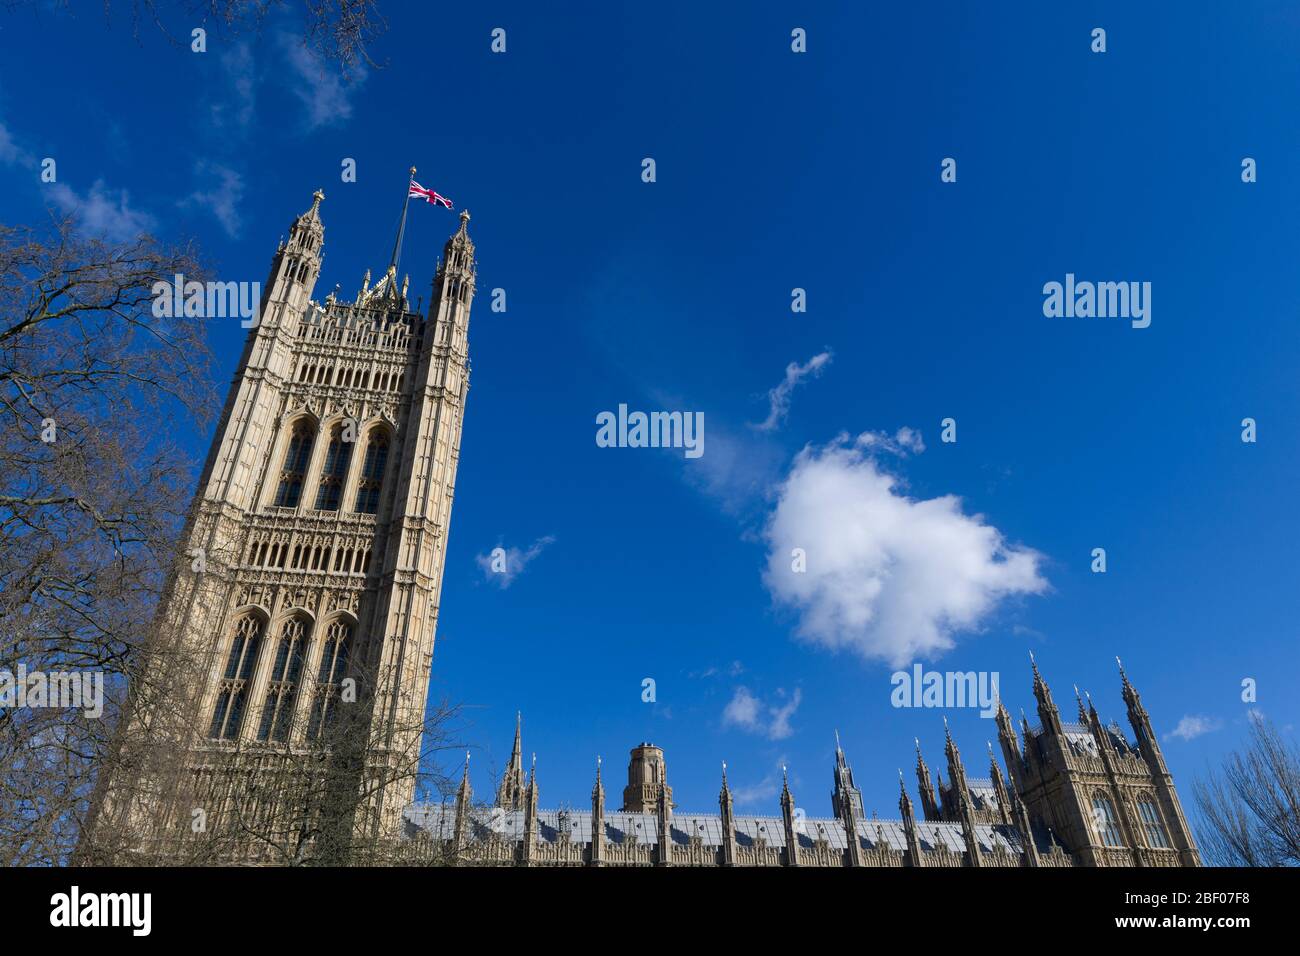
[91,191,476,858]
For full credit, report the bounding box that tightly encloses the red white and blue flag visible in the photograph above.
[408,180,453,209]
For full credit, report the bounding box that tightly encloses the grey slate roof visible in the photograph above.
[403,804,1028,855]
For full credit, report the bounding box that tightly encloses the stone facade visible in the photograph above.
[90,191,476,857]
[405,661,1200,867]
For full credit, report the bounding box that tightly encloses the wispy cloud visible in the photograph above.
[0,120,33,167]
[722,686,802,741]
[208,40,257,136]
[49,180,156,241]
[732,774,781,806]
[1166,714,1222,742]
[475,535,556,589]
[854,426,925,456]
[180,161,246,238]
[279,32,367,130]
[763,433,1046,667]
[752,350,833,432]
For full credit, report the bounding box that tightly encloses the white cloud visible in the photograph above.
[0,121,31,166]
[732,774,780,806]
[49,180,156,242]
[180,162,246,238]
[475,535,555,589]
[762,436,1047,667]
[1166,715,1222,742]
[722,687,761,730]
[722,686,802,740]
[853,427,925,456]
[769,689,802,740]
[280,32,367,130]
[752,350,833,432]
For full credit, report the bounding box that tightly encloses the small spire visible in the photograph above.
[308,188,324,218]
[834,728,842,754]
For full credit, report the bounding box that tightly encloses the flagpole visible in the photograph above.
[389,164,416,277]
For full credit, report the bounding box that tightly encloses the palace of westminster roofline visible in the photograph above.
[404,658,1202,867]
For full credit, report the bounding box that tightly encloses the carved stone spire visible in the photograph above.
[1031,651,1063,736]
[988,742,1012,825]
[496,712,525,810]
[719,761,737,866]
[780,765,800,867]
[451,750,472,861]
[915,737,940,821]
[521,753,538,866]
[898,769,924,867]
[590,756,605,867]
[831,732,864,820]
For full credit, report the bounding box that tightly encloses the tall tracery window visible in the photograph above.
[308,618,352,740]
[313,424,353,511]
[274,419,316,508]
[353,431,389,514]
[1137,798,1171,848]
[1092,794,1125,847]
[209,615,264,740]
[257,617,309,742]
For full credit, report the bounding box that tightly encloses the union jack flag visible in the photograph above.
[408,180,453,209]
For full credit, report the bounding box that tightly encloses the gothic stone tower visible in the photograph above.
[622,743,672,813]
[91,190,477,860]
[995,656,1200,867]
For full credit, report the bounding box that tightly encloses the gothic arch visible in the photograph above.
[255,610,315,743]
[307,611,357,740]
[264,410,321,511]
[349,420,395,515]
[207,610,269,741]
[311,415,358,511]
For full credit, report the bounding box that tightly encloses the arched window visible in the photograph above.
[257,616,309,742]
[307,618,352,740]
[273,419,316,508]
[313,424,353,511]
[209,615,264,740]
[1092,794,1125,847]
[1137,798,1171,848]
[353,430,389,514]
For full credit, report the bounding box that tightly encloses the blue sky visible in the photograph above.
[2,1,1298,823]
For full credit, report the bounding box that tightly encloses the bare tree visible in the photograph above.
[1192,714,1300,866]
[2,0,386,75]
[0,216,214,865]
[79,658,465,866]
